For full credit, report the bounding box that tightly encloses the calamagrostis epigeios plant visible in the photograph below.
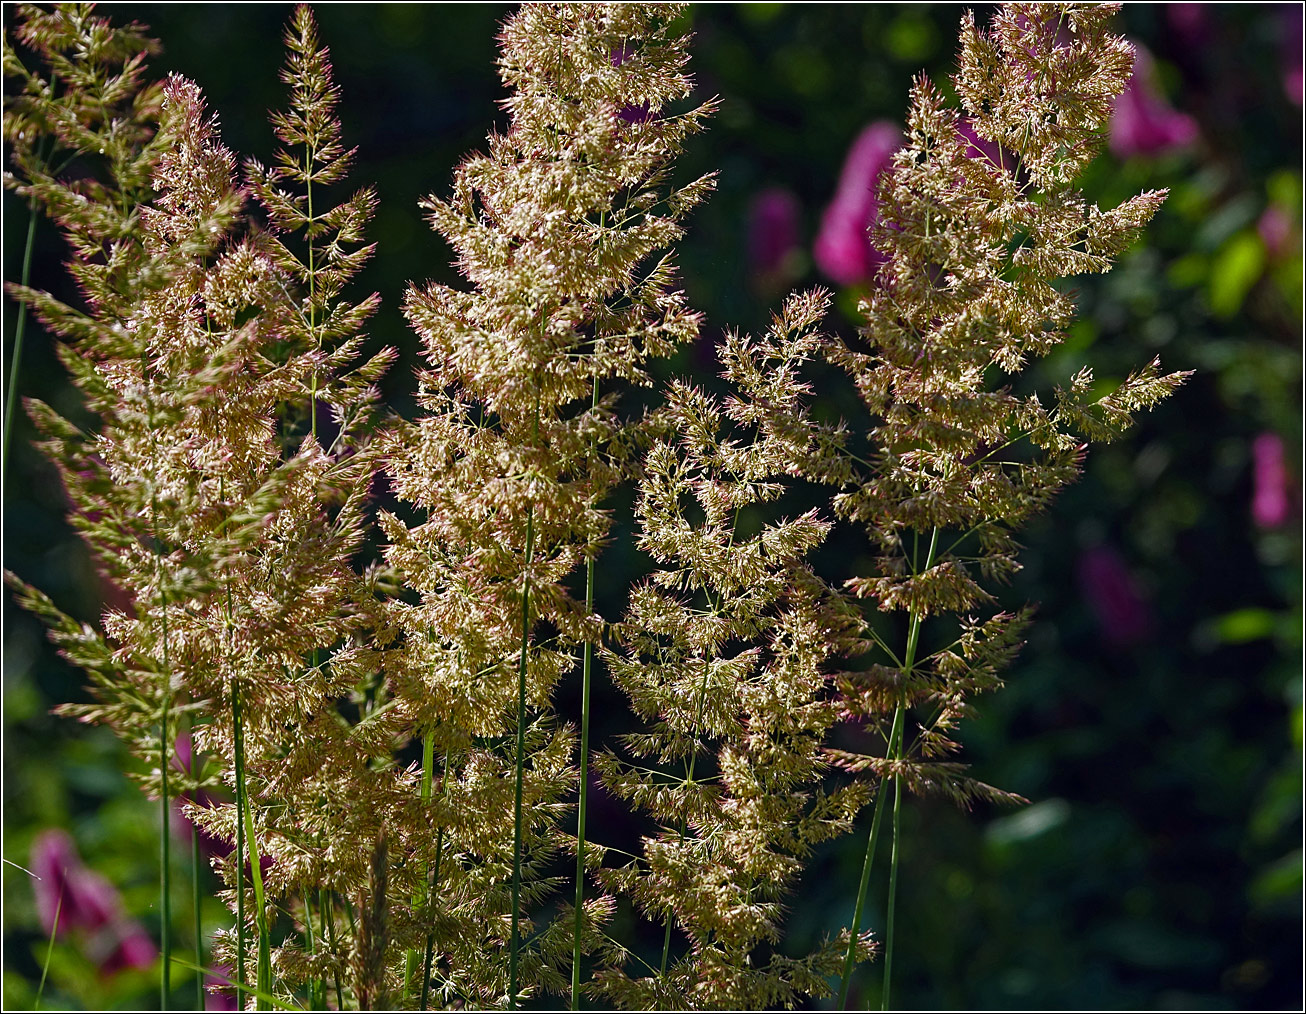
[822,4,1189,1005]
[380,3,713,1006]
[6,5,393,1007]
[593,290,872,1009]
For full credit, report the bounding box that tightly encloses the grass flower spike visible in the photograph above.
[382,3,713,1006]
[825,4,1189,1005]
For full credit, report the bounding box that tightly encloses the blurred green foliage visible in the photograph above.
[4,3,1300,1010]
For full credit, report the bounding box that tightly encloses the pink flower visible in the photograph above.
[99,925,159,975]
[1257,204,1295,260]
[1252,432,1293,528]
[1077,545,1151,648]
[32,830,116,935]
[1280,7,1304,105]
[1109,45,1198,159]
[814,122,900,287]
[747,187,802,282]
[30,829,157,975]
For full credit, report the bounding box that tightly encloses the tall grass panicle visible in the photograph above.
[593,290,871,1009]
[6,5,393,1007]
[4,3,1195,1012]
[824,3,1189,1004]
[380,3,714,1006]
[2,3,163,473]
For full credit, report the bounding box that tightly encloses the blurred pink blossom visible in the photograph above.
[1257,204,1295,260]
[747,187,802,282]
[1077,545,1151,648]
[814,121,900,286]
[1252,432,1293,528]
[1109,45,1198,158]
[30,829,157,975]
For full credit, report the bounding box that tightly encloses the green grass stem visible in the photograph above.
[35,888,62,1010]
[191,719,205,1011]
[881,741,904,1012]
[571,373,600,1010]
[509,388,541,1009]
[837,527,937,1009]
[420,745,451,1012]
[3,193,38,480]
[836,706,903,1007]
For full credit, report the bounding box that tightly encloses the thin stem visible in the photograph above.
[571,373,600,1011]
[235,685,273,1010]
[161,688,172,1010]
[191,719,205,1011]
[232,680,250,1005]
[835,706,903,1007]
[882,526,937,1010]
[324,891,344,1011]
[2,194,38,479]
[509,386,541,1010]
[303,890,321,1011]
[881,741,904,1012]
[420,746,452,1012]
[405,730,435,1003]
[35,888,62,1010]
[152,447,173,1011]
[838,526,938,1009]
[219,472,247,1003]
[234,681,247,998]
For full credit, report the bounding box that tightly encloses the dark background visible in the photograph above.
[4,4,1302,1010]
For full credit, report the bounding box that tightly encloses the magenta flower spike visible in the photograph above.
[814,121,900,286]
[1109,44,1198,158]
[1252,432,1293,528]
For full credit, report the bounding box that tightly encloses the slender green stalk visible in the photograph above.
[420,746,451,1012]
[509,387,541,1010]
[571,373,600,1010]
[237,705,273,1011]
[160,690,172,1009]
[404,730,435,1003]
[191,720,205,1011]
[323,890,344,1011]
[881,743,904,1012]
[303,889,321,1010]
[835,706,903,1007]
[152,466,173,1011]
[234,681,247,998]
[838,527,938,1009]
[35,888,62,1010]
[2,195,38,480]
